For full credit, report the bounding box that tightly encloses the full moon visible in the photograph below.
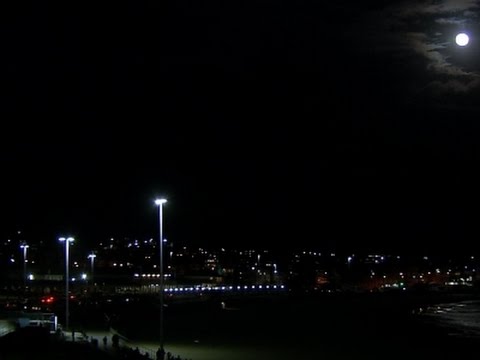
[456,33,469,46]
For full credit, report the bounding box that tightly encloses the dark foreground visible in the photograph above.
[110,290,480,360]
[2,290,480,360]
[0,327,112,360]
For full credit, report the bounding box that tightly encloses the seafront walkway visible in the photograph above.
[0,322,191,360]
[63,329,164,360]
[0,319,15,337]
[0,324,162,359]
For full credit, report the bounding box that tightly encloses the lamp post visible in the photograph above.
[154,198,167,350]
[59,237,74,331]
[88,253,96,285]
[20,243,29,291]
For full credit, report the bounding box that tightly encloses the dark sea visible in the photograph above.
[110,292,480,360]
[421,300,480,338]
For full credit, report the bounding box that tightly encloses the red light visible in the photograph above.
[41,296,55,304]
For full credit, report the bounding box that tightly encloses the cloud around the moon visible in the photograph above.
[350,0,480,98]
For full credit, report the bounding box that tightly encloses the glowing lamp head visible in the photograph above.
[59,237,74,243]
[456,33,469,46]
[155,199,167,205]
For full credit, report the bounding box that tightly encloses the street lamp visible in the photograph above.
[154,198,167,350]
[20,243,29,291]
[88,253,96,285]
[59,237,74,331]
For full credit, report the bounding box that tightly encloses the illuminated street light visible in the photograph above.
[88,253,96,285]
[20,243,29,291]
[154,198,167,351]
[59,237,74,331]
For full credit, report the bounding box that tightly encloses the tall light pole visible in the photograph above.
[20,243,29,291]
[155,198,167,350]
[59,237,74,331]
[88,253,96,286]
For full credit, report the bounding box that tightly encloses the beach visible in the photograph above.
[103,291,480,360]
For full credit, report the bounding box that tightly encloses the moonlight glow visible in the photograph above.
[455,33,469,46]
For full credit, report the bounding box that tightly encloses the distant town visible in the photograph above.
[1,230,478,303]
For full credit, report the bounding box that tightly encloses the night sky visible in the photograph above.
[2,1,480,254]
